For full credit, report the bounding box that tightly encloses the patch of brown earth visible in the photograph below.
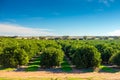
[0,71,120,80]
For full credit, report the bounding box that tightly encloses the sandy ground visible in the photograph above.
[0,71,120,80]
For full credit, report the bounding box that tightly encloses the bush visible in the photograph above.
[40,47,64,68]
[102,47,114,64]
[0,46,28,67]
[72,45,101,68]
[14,48,29,66]
[96,44,114,64]
[110,52,120,66]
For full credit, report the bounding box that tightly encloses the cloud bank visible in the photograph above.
[0,23,54,36]
[108,30,120,36]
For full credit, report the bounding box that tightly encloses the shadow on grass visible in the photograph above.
[99,65,120,73]
[75,65,120,73]
[80,68,94,73]
[61,58,72,72]
[25,56,41,72]
[25,65,39,71]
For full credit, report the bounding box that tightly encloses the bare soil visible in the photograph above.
[0,71,120,80]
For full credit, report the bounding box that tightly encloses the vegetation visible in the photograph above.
[110,52,120,66]
[0,37,120,71]
[40,47,64,68]
[26,56,41,71]
[72,45,101,68]
[61,57,72,72]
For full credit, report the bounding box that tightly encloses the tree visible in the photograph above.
[110,52,120,66]
[0,46,18,67]
[14,48,29,66]
[96,44,114,64]
[0,46,29,67]
[72,45,101,68]
[40,47,64,68]
[102,47,115,64]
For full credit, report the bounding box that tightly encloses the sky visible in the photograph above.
[0,0,120,36]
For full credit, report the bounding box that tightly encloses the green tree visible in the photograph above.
[0,46,29,67]
[110,52,120,66]
[40,47,64,68]
[96,44,114,64]
[14,48,29,66]
[0,46,18,67]
[72,45,101,68]
[102,47,115,64]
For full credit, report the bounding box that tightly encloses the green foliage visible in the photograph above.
[40,47,64,68]
[0,46,28,67]
[0,46,18,67]
[110,52,120,66]
[0,47,2,55]
[72,45,101,68]
[14,48,29,65]
[1,38,120,69]
[96,44,114,64]
[102,47,115,63]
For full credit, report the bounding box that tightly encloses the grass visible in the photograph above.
[61,58,72,72]
[99,65,117,73]
[81,65,118,73]
[0,65,16,71]
[81,68,94,73]
[25,56,41,71]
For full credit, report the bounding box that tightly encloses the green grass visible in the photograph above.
[0,66,16,71]
[61,58,72,72]
[99,65,117,73]
[81,68,94,73]
[25,56,41,71]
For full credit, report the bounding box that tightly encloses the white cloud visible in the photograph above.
[0,23,55,36]
[108,30,120,36]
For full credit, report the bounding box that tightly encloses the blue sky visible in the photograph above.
[0,0,120,36]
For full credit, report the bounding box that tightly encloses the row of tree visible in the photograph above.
[0,38,63,68]
[59,40,120,68]
[0,38,120,68]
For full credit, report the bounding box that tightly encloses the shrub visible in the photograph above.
[102,47,114,64]
[14,48,29,66]
[40,47,64,68]
[0,46,28,67]
[72,45,101,68]
[96,44,114,64]
[110,52,120,66]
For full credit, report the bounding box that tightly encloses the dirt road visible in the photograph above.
[0,71,120,80]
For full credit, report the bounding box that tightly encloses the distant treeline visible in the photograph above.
[0,36,120,40]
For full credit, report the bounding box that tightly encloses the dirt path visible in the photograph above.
[0,71,120,80]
